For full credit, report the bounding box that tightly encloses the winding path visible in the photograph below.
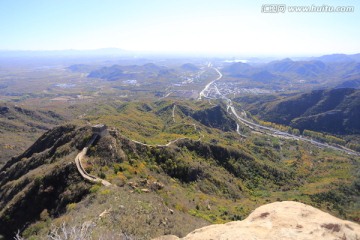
[75,134,112,186]
[131,134,201,148]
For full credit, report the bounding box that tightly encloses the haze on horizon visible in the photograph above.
[1,0,359,56]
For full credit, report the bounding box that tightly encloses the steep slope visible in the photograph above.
[242,88,360,134]
[190,105,237,132]
[0,103,66,167]
[155,201,360,240]
[0,125,92,238]
[336,78,360,89]
[1,100,360,239]
[0,124,213,239]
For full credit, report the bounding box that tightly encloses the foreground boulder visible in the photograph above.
[154,201,360,240]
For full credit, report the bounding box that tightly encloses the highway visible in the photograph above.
[198,68,223,100]
[198,65,360,157]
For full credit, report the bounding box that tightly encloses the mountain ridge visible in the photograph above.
[236,88,360,135]
[222,57,360,90]
[1,114,359,238]
[0,103,67,167]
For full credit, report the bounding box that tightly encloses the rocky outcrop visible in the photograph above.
[154,201,360,240]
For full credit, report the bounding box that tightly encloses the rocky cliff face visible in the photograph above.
[155,201,360,240]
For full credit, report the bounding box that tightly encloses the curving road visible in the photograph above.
[198,68,223,100]
[198,65,360,157]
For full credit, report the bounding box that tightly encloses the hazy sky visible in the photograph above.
[0,0,359,56]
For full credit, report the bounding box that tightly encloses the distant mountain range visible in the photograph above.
[70,62,201,82]
[311,53,360,63]
[223,53,360,89]
[237,88,360,135]
[86,63,171,81]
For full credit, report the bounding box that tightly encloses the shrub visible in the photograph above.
[66,203,77,211]
[22,221,47,238]
[90,184,101,193]
[98,172,106,179]
[100,189,111,195]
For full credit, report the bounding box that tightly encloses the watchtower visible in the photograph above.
[92,124,108,137]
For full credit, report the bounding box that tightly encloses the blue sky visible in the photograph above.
[0,0,359,56]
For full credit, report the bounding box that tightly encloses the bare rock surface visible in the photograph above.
[154,201,360,240]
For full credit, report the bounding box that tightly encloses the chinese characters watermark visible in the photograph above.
[261,4,354,13]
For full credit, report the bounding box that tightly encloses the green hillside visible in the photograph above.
[235,88,360,135]
[0,101,359,239]
[0,103,67,167]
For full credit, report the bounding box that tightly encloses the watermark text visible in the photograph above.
[261,4,355,13]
